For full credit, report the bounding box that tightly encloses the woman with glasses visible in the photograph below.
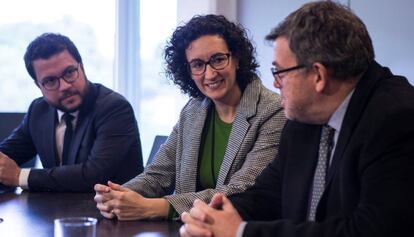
[94,14,286,220]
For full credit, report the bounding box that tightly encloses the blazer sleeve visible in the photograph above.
[0,106,37,165]
[28,96,142,192]
[122,98,199,197]
[165,102,286,214]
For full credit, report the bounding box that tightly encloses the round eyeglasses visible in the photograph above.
[188,53,231,76]
[39,63,80,90]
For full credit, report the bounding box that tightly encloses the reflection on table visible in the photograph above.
[0,189,181,237]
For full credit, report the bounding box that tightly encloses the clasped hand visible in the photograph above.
[180,193,243,237]
[94,181,168,220]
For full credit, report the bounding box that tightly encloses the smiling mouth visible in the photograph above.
[205,80,223,89]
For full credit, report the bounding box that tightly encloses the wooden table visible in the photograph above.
[0,189,181,237]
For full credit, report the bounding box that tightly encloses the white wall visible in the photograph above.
[177,0,237,24]
[237,0,311,90]
[352,0,414,83]
[237,0,414,90]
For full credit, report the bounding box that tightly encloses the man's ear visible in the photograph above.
[311,62,329,93]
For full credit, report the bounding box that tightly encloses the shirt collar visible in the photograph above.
[327,89,355,132]
[57,110,79,123]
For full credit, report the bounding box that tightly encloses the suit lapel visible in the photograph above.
[67,82,97,165]
[217,79,259,185]
[217,113,250,185]
[326,62,387,184]
[67,114,91,165]
[181,99,210,192]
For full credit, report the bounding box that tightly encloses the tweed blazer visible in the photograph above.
[123,78,286,214]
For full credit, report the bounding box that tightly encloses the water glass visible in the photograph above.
[54,217,97,237]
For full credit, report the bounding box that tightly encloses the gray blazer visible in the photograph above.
[123,78,286,214]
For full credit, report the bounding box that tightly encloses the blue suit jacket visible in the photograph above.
[0,83,143,192]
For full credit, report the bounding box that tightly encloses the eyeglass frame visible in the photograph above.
[38,63,81,91]
[187,53,231,76]
[271,64,306,81]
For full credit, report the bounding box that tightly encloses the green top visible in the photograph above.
[167,108,233,220]
[198,109,233,189]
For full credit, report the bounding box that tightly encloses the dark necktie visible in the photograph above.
[61,113,74,165]
[308,125,335,221]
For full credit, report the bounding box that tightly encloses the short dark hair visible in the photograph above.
[164,14,259,98]
[24,33,83,80]
[266,1,374,79]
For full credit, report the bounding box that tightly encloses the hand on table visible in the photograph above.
[94,181,169,220]
[180,193,242,237]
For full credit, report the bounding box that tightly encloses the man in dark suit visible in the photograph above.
[0,33,143,192]
[180,1,414,237]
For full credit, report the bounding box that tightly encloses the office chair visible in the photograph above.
[0,112,37,168]
[146,135,168,166]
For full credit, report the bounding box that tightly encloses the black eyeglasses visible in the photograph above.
[271,64,306,80]
[188,53,231,76]
[39,63,80,90]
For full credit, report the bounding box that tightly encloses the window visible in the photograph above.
[0,0,115,112]
[138,0,187,161]
[0,0,191,163]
